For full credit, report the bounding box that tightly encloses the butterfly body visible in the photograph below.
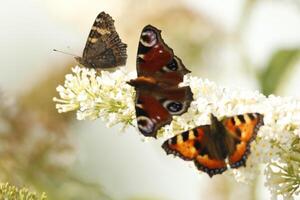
[129,25,193,138]
[76,12,127,69]
[162,113,264,177]
[128,77,158,89]
[128,78,193,137]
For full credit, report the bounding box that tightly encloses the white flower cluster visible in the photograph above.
[54,67,300,199]
[53,66,135,128]
[162,75,300,198]
[265,144,300,200]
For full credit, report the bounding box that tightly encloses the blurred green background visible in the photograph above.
[0,0,300,199]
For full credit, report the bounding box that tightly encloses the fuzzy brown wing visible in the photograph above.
[81,12,127,68]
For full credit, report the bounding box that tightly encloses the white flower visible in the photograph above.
[163,75,300,198]
[54,66,300,199]
[53,66,136,127]
[265,157,300,200]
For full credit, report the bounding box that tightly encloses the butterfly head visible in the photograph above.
[74,56,96,69]
[74,56,82,63]
[209,114,224,135]
[74,56,89,67]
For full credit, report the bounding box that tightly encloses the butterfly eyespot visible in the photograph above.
[137,116,154,135]
[162,58,178,72]
[140,30,157,47]
[163,100,185,115]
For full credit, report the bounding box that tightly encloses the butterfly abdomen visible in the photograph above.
[127,76,158,90]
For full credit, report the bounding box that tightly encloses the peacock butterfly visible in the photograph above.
[128,25,193,138]
[162,113,264,177]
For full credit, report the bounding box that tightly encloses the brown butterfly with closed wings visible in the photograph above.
[75,12,127,69]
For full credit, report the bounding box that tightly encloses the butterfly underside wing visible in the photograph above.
[75,12,127,69]
[128,25,193,138]
[162,113,264,177]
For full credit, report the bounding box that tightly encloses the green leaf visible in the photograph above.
[258,49,300,95]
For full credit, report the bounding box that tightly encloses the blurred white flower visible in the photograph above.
[54,67,300,199]
[264,138,300,199]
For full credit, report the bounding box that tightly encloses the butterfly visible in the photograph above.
[162,113,264,177]
[127,25,193,138]
[75,12,127,69]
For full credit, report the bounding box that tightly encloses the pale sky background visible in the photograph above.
[0,0,300,199]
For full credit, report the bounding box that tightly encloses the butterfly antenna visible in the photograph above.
[53,49,78,57]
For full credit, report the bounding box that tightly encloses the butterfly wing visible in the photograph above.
[162,126,227,177]
[222,113,264,168]
[135,91,171,137]
[137,25,190,85]
[80,12,127,68]
[134,83,193,137]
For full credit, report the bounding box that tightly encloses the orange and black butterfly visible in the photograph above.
[128,25,193,138]
[162,113,264,177]
[75,12,127,69]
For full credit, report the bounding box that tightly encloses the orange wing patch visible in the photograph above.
[222,113,264,168]
[194,155,227,177]
[228,142,248,168]
[162,127,208,160]
[162,125,228,176]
